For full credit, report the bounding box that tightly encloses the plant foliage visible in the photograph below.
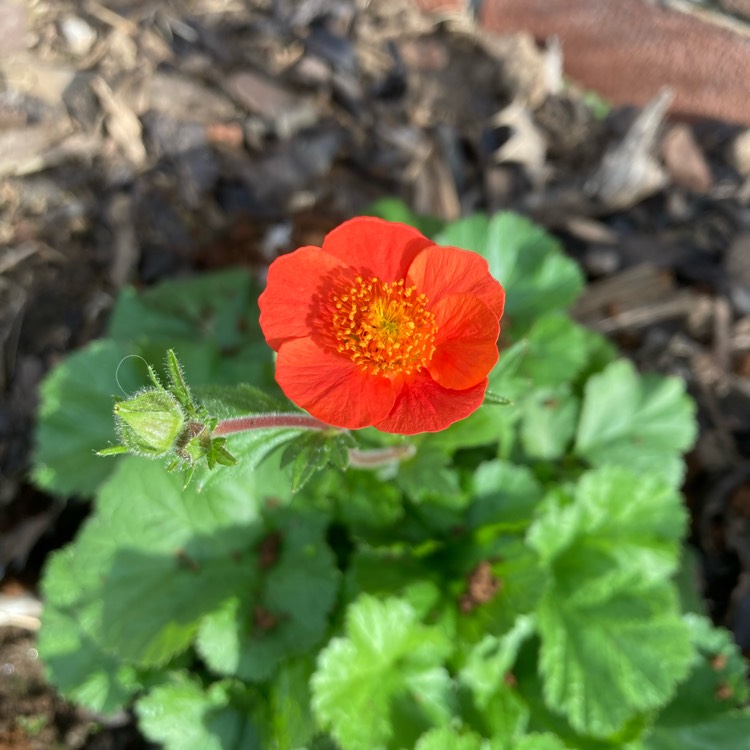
[34,205,748,749]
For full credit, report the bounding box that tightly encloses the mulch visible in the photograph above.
[1,0,750,746]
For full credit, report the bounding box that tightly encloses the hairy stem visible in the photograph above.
[348,443,416,468]
[213,412,331,436]
[213,414,415,470]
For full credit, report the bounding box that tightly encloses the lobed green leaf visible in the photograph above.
[32,340,147,495]
[575,360,696,486]
[537,584,692,737]
[136,675,263,750]
[414,726,484,750]
[196,508,340,682]
[528,467,687,602]
[312,595,455,750]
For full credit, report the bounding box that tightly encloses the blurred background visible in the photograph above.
[2,0,750,747]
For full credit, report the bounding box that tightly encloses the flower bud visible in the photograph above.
[114,388,186,458]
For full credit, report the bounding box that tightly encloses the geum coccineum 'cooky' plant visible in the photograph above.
[33,206,750,750]
[258,216,505,434]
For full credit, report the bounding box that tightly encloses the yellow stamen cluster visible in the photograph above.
[331,276,438,376]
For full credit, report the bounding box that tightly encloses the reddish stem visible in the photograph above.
[213,414,416,470]
[213,412,331,436]
[348,444,416,468]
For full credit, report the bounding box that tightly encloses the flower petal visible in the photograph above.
[259,246,348,350]
[321,216,434,282]
[407,245,505,319]
[275,337,396,429]
[428,294,499,390]
[374,372,488,435]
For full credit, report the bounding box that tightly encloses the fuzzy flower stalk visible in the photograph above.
[259,216,505,434]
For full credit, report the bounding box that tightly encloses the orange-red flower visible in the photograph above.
[259,217,505,434]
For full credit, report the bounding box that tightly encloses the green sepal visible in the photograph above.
[165,348,198,413]
[205,437,238,470]
[483,390,514,406]
[280,431,355,493]
[96,445,129,457]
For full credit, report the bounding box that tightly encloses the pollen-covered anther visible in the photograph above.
[331,276,438,375]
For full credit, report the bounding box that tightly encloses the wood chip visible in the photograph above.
[0,242,41,275]
[586,88,672,209]
[0,121,73,177]
[588,290,700,334]
[572,263,676,322]
[490,102,547,186]
[146,71,237,123]
[410,145,461,220]
[0,0,27,54]
[662,123,713,192]
[90,75,147,166]
[106,193,139,288]
[225,70,300,120]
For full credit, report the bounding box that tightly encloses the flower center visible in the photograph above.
[331,276,437,375]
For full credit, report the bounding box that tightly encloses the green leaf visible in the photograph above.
[108,269,259,351]
[38,597,141,714]
[513,638,643,749]
[425,402,518,454]
[520,386,579,460]
[268,658,318,750]
[515,734,572,750]
[196,509,340,682]
[537,583,692,737]
[436,213,584,330]
[327,470,405,531]
[468,460,544,532]
[347,547,440,606]
[33,269,278,497]
[414,726,484,750]
[193,383,291,417]
[681,614,749,705]
[280,431,354,492]
[40,457,272,670]
[193,428,305,493]
[107,269,274,389]
[643,711,750,750]
[518,314,590,387]
[458,616,534,747]
[574,360,697,485]
[136,675,263,750]
[577,326,617,381]
[460,615,536,708]
[528,468,687,604]
[527,468,692,736]
[367,198,444,238]
[312,595,454,750]
[32,340,148,495]
[641,615,750,750]
[456,542,548,645]
[397,445,463,504]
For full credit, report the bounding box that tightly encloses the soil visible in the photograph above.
[2,0,750,746]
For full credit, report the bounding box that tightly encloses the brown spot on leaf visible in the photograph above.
[459,560,501,613]
[258,531,282,569]
[175,549,200,572]
[716,681,733,701]
[253,606,278,632]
